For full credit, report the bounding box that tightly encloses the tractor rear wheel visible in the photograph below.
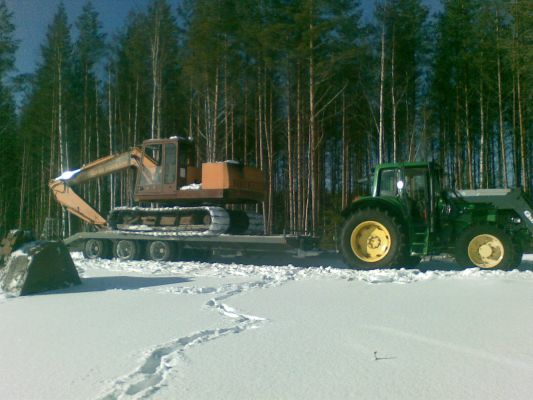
[455,225,522,270]
[340,208,406,269]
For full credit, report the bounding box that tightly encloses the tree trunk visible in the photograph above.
[464,85,473,189]
[496,20,508,188]
[391,28,397,163]
[309,18,318,235]
[479,78,486,188]
[379,25,385,164]
[517,72,527,192]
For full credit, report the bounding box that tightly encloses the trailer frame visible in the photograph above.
[64,231,318,259]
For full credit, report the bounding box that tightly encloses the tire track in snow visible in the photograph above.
[97,274,290,400]
[365,324,533,371]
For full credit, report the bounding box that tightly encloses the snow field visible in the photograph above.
[0,253,532,399]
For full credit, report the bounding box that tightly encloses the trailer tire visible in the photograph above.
[340,208,407,269]
[147,241,175,262]
[113,240,141,261]
[83,239,112,259]
[455,225,522,270]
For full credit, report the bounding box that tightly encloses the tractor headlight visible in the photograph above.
[511,217,522,224]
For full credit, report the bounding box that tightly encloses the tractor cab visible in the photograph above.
[372,162,438,254]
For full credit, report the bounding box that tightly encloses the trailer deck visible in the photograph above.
[64,231,318,256]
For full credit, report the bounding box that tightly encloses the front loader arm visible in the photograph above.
[48,147,150,227]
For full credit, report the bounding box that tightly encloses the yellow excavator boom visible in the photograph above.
[48,147,150,227]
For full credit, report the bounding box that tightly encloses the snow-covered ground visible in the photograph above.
[1,252,533,400]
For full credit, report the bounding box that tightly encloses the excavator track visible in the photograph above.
[107,206,264,236]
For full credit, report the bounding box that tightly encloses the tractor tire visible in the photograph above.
[339,208,407,269]
[455,225,522,270]
[83,239,112,259]
[113,240,142,261]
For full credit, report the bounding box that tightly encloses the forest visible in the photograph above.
[0,0,531,244]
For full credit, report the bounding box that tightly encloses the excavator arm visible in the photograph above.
[49,147,151,228]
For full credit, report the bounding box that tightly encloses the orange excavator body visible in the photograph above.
[49,137,265,228]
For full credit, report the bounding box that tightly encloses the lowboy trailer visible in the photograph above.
[64,231,318,261]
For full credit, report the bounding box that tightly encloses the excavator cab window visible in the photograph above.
[178,143,188,180]
[141,144,163,185]
[164,143,177,185]
[177,141,192,187]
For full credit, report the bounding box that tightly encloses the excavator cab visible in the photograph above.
[49,135,265,234]
[136,137,192,198]
[134,136,264,205]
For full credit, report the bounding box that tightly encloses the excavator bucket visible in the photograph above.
[0,231,80,296]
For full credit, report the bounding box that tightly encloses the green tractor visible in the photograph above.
[339,162,533,270]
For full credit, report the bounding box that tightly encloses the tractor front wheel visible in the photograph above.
[455,225,522,270]
[340,208,406,269]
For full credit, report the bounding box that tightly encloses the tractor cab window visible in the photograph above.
[378,169,400,196]
[140,144,163,186]
[403,168,429,222]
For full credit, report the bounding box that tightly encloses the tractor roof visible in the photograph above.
[375,161,432,169]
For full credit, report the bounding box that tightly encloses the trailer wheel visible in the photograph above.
[113,240,141,261]
[340,208,406,269]
[455,225,522,270]
[83,239,111,259]
[147,241,175,262]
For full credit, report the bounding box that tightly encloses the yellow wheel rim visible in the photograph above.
[350,220,391,262]
[467,234,504,268]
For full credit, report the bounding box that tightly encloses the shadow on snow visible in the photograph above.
[41,276,192,295]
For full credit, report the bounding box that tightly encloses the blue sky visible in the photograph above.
[7,0,180,74]
[7,0,441,75]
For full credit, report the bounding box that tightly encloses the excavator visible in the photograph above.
[49,136,266,259]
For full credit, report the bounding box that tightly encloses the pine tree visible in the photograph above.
[431,0,480,189]
[0,0,18,234]
[19,2,73,235]
[375,0,429,163]
[72,1,106,217]
[146,0,180,139]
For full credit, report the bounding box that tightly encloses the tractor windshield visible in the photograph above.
[378,169,400,196]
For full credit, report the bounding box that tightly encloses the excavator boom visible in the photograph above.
[49,147,149,227]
